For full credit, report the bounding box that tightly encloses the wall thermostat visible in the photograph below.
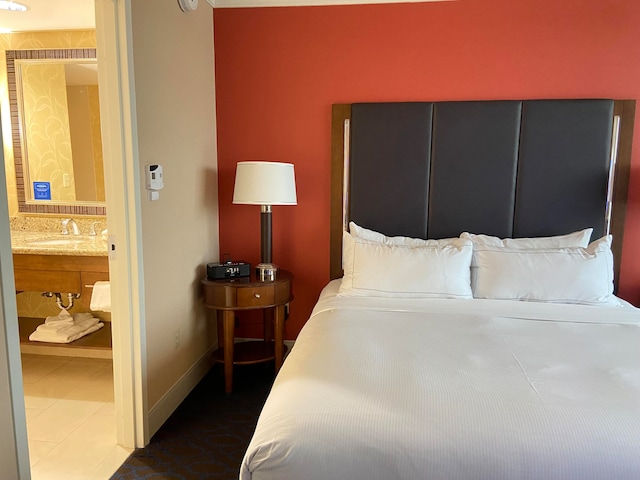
[145,164,163,201]
[146,164,164,190]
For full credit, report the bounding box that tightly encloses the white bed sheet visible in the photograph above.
[241,280,640,480]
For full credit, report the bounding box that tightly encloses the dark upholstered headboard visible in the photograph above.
[330,100,636,289]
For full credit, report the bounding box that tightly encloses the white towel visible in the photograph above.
[71,312,95,323]
[29,314,104,344]
[90,281,111,312]
[44,309,74,327]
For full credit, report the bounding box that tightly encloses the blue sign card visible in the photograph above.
[33,182,51,200]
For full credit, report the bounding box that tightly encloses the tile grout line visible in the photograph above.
[85,444,121,480]
[27,439,58,470]
[23,356,118,480]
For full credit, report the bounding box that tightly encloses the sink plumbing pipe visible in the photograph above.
[41,292,81,310]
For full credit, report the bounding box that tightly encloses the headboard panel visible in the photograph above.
[428,101,521,238]
[330,99,636,289]
[350,103,433,239]
[514,100,614,239]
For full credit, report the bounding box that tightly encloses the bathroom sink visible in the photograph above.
[28,238,88,246]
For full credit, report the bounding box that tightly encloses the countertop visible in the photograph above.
[11,231,109,256]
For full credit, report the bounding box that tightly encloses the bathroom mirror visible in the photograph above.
[7,48,106,216]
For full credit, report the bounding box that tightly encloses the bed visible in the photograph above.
[240,99,640,480]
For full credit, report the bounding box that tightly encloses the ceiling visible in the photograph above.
[0,0,453,32]
[0,0,95,33]
[213,0,452,7]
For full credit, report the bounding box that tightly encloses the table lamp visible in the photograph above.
[233,161,297,280]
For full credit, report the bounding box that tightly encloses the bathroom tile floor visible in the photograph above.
[21,354,133,480]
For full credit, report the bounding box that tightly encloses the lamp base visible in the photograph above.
[256,263,278,282]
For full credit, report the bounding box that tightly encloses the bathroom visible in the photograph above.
[1,25,129,477]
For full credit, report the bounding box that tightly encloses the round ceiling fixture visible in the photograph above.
[177,0,198,12]
[0,1,28,11]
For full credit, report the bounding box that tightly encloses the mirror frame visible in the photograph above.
[6,48,106,216]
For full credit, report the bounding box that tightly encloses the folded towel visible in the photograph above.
[73,312,95,323]
[29,315,104,344]
[90,281,111,312]
[29,322,104,343]
[37,314,99,333]
[44,309,74,327]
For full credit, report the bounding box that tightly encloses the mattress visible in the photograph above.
[241,280,640,480]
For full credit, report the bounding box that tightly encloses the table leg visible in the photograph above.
[222,310,234,394]
[274,304,285,372]
[216,310,223,349]
[263,307,273,342]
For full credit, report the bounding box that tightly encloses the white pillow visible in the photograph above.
[462,229,594,291]
[350,222,457,248]
[339,231,473,299]
[473,235,618,306]
[460,228,593,251]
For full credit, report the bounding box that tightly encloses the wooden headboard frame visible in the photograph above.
[330,100,636,290]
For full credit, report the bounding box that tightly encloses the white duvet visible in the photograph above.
[241,281,640,480]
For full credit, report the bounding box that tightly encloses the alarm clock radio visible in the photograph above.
[207,260,251,280]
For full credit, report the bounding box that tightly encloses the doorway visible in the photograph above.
[0,0,146,477]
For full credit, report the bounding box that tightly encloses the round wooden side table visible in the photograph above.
[201,270,292,393]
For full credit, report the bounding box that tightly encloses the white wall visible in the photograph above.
[128,0,219,433]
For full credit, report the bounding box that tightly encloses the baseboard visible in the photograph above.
[147,338,295,436]
[148,347,215,438]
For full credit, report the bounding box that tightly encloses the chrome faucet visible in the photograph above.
[61,218,80,235]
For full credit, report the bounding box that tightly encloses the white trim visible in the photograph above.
[95,0,149,449]
[342,119,350,232]
[605,115,621,235]
[213,0,453,8]
[0,124,30,478]
[148,348,216,437]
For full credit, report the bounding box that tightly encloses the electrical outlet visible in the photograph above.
[63,173,71,187]
[173,328,181,349]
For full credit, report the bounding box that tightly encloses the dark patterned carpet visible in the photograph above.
[110,363,274,480]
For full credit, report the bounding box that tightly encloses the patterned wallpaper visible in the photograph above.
[0,31,107,319]
[20,62,76,203]
[89,85,106,202]
[16,291,110,322]
[67,83,104,201]
[0,30,96,51]
[0,30,96,216]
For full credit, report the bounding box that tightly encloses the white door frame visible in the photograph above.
[0,130,30,478]
[95,0,149,448]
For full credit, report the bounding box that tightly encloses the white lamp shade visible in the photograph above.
[233,161,297,205]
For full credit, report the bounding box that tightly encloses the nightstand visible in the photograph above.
[201,270,292,393]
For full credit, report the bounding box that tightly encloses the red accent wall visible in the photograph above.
[214,0,640,340]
